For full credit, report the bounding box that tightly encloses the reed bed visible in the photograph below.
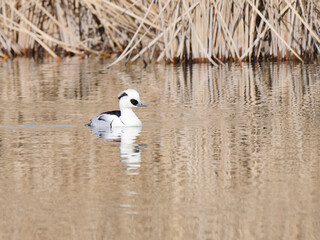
[0,0,320,65]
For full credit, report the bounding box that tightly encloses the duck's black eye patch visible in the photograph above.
[118,92,128,99]
[130,99,139,105]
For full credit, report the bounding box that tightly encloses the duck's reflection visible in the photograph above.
[91,126,144,173]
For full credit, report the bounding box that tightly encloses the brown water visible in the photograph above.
[0,58,319,240]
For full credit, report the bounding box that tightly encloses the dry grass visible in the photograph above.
[0,0,320,65]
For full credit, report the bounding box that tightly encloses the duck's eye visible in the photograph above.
[130,99,139,105]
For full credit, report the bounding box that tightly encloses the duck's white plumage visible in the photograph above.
[87,89,146,128]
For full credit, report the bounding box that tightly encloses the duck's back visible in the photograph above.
[87,111,122,128]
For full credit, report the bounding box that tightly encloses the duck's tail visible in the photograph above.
[85,122,91,127]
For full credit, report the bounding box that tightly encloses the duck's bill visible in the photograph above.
[137,102,147,107]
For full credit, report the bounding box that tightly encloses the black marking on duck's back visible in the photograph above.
[98,110,121,121]
[98,116,106,121]
[118,92,128,99]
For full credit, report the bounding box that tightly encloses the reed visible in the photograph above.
[0,0,319,64]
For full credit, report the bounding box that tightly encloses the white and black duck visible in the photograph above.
[86,89,147,128]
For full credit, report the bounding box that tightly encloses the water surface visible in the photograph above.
[0,59,319,240]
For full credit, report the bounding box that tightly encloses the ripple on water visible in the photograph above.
[0,60,319,239]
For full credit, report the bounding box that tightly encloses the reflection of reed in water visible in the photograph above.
[158,63,320,107]
[0,61,320,239]
[141,63,320,239]
[156,63,320,170]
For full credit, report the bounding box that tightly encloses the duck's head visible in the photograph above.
[118,89,147,109]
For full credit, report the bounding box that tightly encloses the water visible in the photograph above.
[0,58,319,240]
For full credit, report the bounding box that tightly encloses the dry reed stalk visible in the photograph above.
[246,0,305,62]
[216,6,240,60]
[182,0,219,66]
[131,1,199,63]
[101,0,160,69]
[158,0,170,60]
[0,0,320,63]
[287,0,320,44]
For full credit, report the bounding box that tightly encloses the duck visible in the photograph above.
[86,89,147,128]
